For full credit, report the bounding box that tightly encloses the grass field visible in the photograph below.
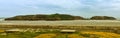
[0,20,120,38]
[34,31,120,38]
[0,31,120,38]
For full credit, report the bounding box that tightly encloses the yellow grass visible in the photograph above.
[81,31,120,38]
[34,31,120,38]
[68,34,85,38]
[0,29,5,32]
[34,33,56,38]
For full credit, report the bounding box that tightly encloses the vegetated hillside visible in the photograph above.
[5,13,85,21]
[90,16,116,20]
[5,13,117,21]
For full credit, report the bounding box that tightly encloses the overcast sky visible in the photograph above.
[0,0,120,18]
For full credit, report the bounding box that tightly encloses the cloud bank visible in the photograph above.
[0,0,120,18]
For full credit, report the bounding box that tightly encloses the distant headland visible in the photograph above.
[5,13,116,21]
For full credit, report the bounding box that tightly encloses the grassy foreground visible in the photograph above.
[0,25,120,38]
[0,31,120,38]
[34,31,120,38]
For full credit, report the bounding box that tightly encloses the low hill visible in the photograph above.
[90,16,116,20]
[5,13,85,21]
[5,14,117,20]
